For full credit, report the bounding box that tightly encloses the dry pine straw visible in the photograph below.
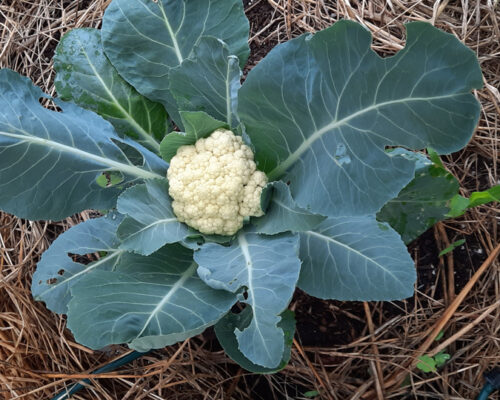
[0,0,498,399]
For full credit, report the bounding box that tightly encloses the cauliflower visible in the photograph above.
[167,129,268,235]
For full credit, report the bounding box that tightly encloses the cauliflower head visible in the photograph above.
[167,129,268,235]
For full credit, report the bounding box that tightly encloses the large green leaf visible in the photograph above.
[54,28,167,153]
[238,21,482,218]
[160,111,227,162]
[67,244,237,351]
[253,181,326,235]
[32,214,125,314]
[101,0,249,126]
[169,36,241,127]
[215,308,295,373]
[377,149,459,243]
[195,230,301,368]
[117,179,190,255]
[298,216,415,300]
[0,69,168,220]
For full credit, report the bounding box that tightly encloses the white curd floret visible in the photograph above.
[167,129,267,235]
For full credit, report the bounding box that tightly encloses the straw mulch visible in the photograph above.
[0,1,499,399]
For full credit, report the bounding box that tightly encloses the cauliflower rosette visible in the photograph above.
[167,129,268,236]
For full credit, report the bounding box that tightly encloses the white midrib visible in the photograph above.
[0,131,164,180]
[80,45,161,152]
[136,262,197,338]
[267,93,458,180]
[158,3,183,64]
[38,249,125,297]
[274,198,308,216]
[305,230,401,281]
[225,58,234,127]
[237,233,273,360]
[124,217,178,238]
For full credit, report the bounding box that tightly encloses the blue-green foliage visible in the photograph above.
[0,0,484,371]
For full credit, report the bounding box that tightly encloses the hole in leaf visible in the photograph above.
[68,252,96,265]
[231,302,247,314]
[46,278,57,285]
[96,171,124,188]
[38,97,61,112]
[57,269,65,276]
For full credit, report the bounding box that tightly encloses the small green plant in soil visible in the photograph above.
[438,239,466,257]
[417,331,450,373]
[303,390,320,398]
[0,0,492,371]
[417,352,451,373]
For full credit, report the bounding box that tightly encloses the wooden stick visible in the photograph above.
[428,301,500,357]
[437,222,455,302]
[293,338,333,400]
[365,242,500,398]
[363,302,385,400]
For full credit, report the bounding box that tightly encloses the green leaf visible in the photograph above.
[101,0,249,126]
[160,111,227,162]
[377,149,459,244]
[253,181,326,235]
[170,37,242,128]
[298,216,415,300]
[469,185,500,207]
[434,351,450,367]
[417,355,437,373]
[447,185,500,217]
[0,69,168,221]
[447,195,471,218]
[96,173,110,188]
[215,308,295,373]
[67,244,237,351]
[195,231,301,368]
[438,239,465,257]
[238,21,482,218]
[434,330,444,341]
[117,179,190,255]
[304,391,320,398]
[32,213,125,314]
[427,147,444,168]
[53,28,167,153]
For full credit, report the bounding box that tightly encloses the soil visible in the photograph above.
[242,0,280,76]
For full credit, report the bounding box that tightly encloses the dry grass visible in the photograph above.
[0,0,499,399]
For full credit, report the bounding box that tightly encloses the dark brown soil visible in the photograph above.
[242,0,280,76]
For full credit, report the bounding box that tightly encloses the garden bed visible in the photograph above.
[0,0,498,399]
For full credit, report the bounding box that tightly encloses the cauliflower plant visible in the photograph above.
[167,129,267,235]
